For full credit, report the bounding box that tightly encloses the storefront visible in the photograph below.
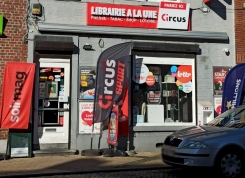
[27,0,234,152]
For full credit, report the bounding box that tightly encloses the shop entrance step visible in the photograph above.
[33,149,79,157]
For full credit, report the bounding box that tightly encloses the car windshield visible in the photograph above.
[205,106,245,128]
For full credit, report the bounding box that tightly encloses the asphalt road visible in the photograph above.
[26,168,216,178]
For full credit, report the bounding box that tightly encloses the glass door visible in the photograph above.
[35,58,70,144]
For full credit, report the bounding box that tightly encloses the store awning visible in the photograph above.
[37,23,229,42]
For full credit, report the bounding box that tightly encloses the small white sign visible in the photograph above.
[59,95,68,102]
[11,148,28,157]
[182,81,192,93]
[157,2,190,30]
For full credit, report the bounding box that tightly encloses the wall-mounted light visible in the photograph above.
[83,44,92,50]
[32,3,42,16]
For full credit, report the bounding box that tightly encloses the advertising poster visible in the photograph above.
[0,62,36,129]
[79,67,96,99]
[213,66,231,96]
[79,102,101,134]
[214,97,222,117]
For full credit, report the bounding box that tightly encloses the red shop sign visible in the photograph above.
[87,2,159,29]
[87,2,191,30]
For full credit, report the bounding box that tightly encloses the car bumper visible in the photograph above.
[161,144,218,167]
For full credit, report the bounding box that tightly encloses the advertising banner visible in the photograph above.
[214,97,222,117]
[157,2,190,30]
[87,2,191,30]
[221,63,245,113]
[93,42,132,124]
[79,102,101,134]
[0,62,36,129]
[213,66,231,96]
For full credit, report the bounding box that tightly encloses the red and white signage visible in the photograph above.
[0,62,36,129]
[87,2,190,30]
[214,97,222,116]
[176,65,192,83]
[79,102,101,134]
[146,75,156,86]
[157,2,190,30]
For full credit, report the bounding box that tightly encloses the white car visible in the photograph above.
[162,105,245,178]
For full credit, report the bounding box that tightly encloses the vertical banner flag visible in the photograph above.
[0,62,36,129]
[221,63,245,113]
[93,42,132,124]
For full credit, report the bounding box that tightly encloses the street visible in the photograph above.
[28,168,215,178]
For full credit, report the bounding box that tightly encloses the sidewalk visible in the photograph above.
[0,151,171,177]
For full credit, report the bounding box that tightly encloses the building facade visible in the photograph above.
[235,0,245,64]
[0,0,28,152]
[24,0,236,153]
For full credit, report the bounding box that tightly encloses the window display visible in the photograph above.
[132,57,195,126]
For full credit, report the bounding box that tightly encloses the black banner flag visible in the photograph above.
[93,42,132,123]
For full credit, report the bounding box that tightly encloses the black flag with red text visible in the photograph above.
[93,42,132,123]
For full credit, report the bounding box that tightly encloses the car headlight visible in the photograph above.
[181,140,208,149]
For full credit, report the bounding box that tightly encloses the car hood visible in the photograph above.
[171,125,237,141]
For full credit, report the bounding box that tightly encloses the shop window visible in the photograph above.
[132,57,195,126]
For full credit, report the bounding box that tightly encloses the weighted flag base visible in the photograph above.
[81,149,102,156]
[102,148,128,157]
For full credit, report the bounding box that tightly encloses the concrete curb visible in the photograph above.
[0,166,174,178]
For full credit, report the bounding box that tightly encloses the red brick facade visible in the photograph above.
[0,1,27,139]
[235,0,245,64]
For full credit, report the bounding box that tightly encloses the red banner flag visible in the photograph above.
[0,62,36,129]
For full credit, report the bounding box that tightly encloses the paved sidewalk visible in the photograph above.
[0,151,170,177]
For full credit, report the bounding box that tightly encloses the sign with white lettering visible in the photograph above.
[87,2,158,29]
[157,2,190,30]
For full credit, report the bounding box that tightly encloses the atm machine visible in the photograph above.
[197,101,214,126]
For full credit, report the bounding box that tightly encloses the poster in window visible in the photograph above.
[78,101,101,134]
[214,97,222,117]
[45,81,58,98]
[79,67,96,99]
[213,66,231,95]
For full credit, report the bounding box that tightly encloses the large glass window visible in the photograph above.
[132,56,195,126]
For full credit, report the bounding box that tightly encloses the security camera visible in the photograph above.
[223,48,229,53]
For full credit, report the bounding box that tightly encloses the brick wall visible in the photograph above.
[0,0,28,108]
[0,129,9,140]
[235,0,245,64]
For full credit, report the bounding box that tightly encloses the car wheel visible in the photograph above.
[215,150,244,178]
